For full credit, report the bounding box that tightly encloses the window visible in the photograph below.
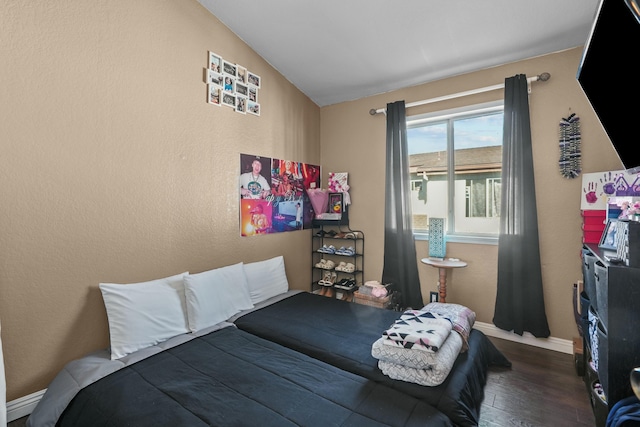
[407,101,503,241]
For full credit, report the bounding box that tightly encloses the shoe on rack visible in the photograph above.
[324,287,334,298]
[335,246,347,255]
[330,271,337,284]
[314,230,327,237]
[318,286,327,296]
[317,245,329,253]
[315,259,327,269]
[341,292,354,302]
[318,270,332,285]
[343,262,355,273]
[342,246,355,256]
[334,278,353,290]
[323,260,335,270]
[335,261,347,272]
[336,279,356,291]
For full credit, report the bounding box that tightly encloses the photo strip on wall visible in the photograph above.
[206,51,261,116]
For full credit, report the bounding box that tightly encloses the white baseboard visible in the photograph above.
[7,389,45,422]
[474,321,573,354]
[3,323,572,422]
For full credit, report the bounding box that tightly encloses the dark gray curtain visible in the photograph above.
[382,100,424,309]
[493,75,550,337]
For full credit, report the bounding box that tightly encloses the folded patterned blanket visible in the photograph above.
[422,302,476,352]
[372,331,463,370]
[382,310,452,352]
[373,331,463,386]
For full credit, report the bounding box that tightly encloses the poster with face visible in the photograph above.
[240,153,320,236]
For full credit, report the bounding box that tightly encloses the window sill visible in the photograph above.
[414,232,498,246]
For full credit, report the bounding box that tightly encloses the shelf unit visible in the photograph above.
[311,219,364,300]
[579,243,640,426]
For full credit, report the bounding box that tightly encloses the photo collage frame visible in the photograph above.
[207,51,261,116]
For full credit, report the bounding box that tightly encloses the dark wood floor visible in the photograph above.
[9,337,595,427]
[480,337,595,427]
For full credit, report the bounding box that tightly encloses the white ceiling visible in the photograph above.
[198,0,601,107]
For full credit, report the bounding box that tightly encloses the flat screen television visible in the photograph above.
[577,0,640,173]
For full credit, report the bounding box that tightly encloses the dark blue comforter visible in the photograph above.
[233,292,511,427]
[56,326,452,427]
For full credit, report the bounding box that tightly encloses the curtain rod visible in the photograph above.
[369,72,551,116]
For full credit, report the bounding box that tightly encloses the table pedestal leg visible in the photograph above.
[438,268,448,303]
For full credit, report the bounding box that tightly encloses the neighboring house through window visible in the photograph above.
[407,101,503,243]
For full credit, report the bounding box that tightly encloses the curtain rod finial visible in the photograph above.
[369,109,378,115]
[538,72,551,82]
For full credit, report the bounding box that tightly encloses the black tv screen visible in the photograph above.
[577,0,640,172]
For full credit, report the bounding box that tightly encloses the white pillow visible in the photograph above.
[184,262,254,332]
[243,255,289,304]
[99,272,189,360]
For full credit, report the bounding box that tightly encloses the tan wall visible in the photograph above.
[0,0,625,404]
[0,0,320,400]
[320,47,622,341]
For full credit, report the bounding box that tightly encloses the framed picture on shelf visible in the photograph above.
[599,218,618,251]
[329,193,343,216]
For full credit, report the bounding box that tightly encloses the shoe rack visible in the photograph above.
[312,221,364,301]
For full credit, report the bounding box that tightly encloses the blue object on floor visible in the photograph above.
[606,395,640,427]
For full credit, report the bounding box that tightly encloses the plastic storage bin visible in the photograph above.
[594,261,608,329]
[597,320,608,400]
[583,250,598,311]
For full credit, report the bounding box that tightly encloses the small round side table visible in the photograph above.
[421,258,467,303]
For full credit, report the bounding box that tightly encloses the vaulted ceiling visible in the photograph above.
[199,0,601,107]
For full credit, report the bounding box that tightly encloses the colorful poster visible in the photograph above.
[240,153,320,236]
[580,170,640,210]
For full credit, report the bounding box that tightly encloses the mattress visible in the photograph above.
[28,324,453,427]
[232,291,511,427]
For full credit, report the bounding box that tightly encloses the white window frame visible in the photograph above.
[407,101,503,245]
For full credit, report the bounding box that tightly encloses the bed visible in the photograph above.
[231,291,511,427]
[26,256,507,427]
[28,324,453,427]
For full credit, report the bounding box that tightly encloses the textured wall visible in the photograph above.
[320,47,622,342]
[0,0,319,399]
